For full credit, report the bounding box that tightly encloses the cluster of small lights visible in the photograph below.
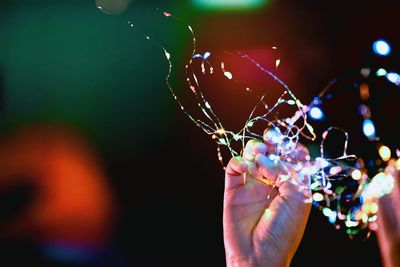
[305,38,399,237]
[156,14,398,238]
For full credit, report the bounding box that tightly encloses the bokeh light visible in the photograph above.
[351,169,362,180]
[362,119,376,139]
[309,106,324,120]
[386,72,400,85]
[96,0,131,15]
[372,39,391,56]
[376,68,387,77]
[192,0,269,10]
[378,145,391,161]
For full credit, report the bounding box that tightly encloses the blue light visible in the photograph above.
[309,106,324,120]
[373,39,391,56]
[363,119,376,139]
[328,211,337,224]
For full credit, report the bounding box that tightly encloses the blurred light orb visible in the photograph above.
[363,119,376,139]
[312,192,324,202]
[309,106,324,120]
[386,72,400,85]
[373,39,391,56]
[351,169,362,180]
[96,0,131,15]
[376,68,387,77]
[379,145,391,162]
[192,0,269,10]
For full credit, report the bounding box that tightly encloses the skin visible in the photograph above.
[223,139,311,267]
[377,160,400,267]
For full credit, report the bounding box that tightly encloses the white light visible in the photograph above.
[345,220,359,228]
[313,192,324,202]
[323,207,333,217]
[373,39,391,56]
[351,169,362,180]
[309,106,324,120]
[379,145,391,161]
[363,119,376,139]
[224,71,233,80]
[386,72,400,85]
[360,68,371,78]
[363,172,395,199]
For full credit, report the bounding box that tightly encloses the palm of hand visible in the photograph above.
[223,141,311,267]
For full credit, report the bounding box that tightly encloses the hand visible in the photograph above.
[377,160,400,267]
[223,139,311,267]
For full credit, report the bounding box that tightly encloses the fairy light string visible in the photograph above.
[147,10,397,238]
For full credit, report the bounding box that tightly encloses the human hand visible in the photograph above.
[377,160,400,267]
[223,138,311,267]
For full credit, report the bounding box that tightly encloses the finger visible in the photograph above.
[243,139,267,162]
[378,160,400,237]
[255,153,288,182]
[285,142,310,163]
[278,179,312,205]
[378,163,400,267]
[225,156,248,190]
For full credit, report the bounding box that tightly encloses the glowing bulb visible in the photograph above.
[329,212,337,224]
[360,68,371,78]
[224,71,233,80]
[309,106,324,120]
[363,119,376,139]
[329,166,342,175]
[351,169,362,180]
[373,39,391,56]
[386,72,400,85]
[216,128,226,135]
[362,213,369,223]
[379,145,391,161]
[376,68,387,77]
[312,192,324,202]
[369,202,379,214]
[363,172,395,199]
[322,207,332,217]
[345,220,359,228]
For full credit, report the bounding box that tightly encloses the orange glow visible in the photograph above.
[359,83,370,100]
[0,125,115,247]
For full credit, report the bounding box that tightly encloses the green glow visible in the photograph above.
[376,68,387,77]
[264,208,272,220]
[192,0,269,10]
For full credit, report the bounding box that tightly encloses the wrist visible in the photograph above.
[226,255,289,267]
[226,256,259,267]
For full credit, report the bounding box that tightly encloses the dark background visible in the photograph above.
[0,0,399,266]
